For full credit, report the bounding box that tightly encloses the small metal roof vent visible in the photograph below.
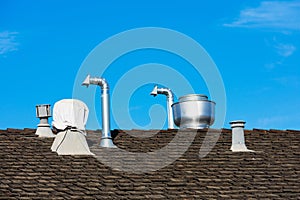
[35,104,55,137]
[51,99,93,155]
[172,94,215,129]
[150,85,175,129]
[229,120,254,152]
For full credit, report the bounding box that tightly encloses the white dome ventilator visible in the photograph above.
[50,99,93,155]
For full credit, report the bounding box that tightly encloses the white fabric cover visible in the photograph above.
[51,99,93,155]
[52,99,89,133]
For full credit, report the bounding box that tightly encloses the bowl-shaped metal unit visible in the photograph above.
[172,94,215,129]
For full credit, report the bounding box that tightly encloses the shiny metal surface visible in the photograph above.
[150,85,175,129]
[35,104,54,137]
[172,94,215,129]
[36,104,51,118]
[82,75,116,148]
[178,94,208,102]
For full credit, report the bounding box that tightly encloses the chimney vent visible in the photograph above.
[229,120,254,152]
[35,104,55,137]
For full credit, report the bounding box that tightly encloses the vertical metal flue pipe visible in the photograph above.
[150,85,175,129]
[82,75,115,148]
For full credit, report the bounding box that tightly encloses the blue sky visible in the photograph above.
[0,0,299,130]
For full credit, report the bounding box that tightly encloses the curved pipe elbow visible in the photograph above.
[159,88,173,99]
[90,77,109,90]
[151,85,174,101]
[82,75,109,90]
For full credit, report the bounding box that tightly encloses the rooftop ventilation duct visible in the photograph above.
[150,85,175,129]
[229,120,254,152]
[51,99,93,155]
[172,94,215,129]
[35,104,55,137]
[82,75,116,148]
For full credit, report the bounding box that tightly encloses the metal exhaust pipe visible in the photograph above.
[82,75,116,148]
[150,85,175,129]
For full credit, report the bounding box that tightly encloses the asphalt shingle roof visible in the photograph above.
[0,128,299,199]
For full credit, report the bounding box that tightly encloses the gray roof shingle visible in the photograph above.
[0,128,299,199]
